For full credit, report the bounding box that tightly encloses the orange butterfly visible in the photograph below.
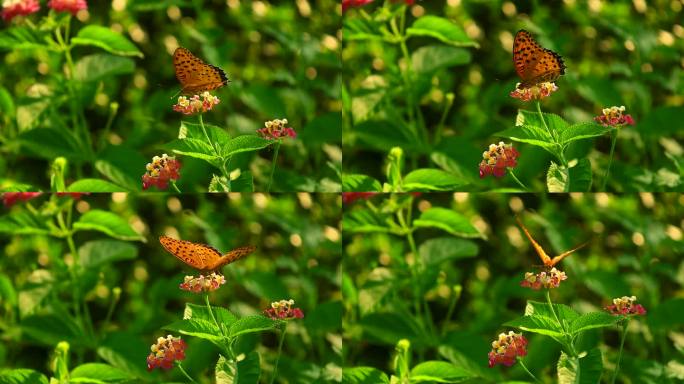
[159,235,255,272]
[516,216,587,268]
[513,30,566,89]
[173,47,229,94]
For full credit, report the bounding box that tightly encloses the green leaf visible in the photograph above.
[638,106,684,136]
[16,99,50,131]
[342,367,389,384]
[303,301,342,334]
[229,170,254,192]
[0,211,50,236]
[67,179,127,192]
[359,313,425,346]
[0,369,48,384]
[228,315,278,338]
[569,312,618,335]
[559,122,611,144]
[406,16,478,47]
[215,353,261,384]
[0,274,17,307]
[646,298,684,330]
[412,46,471,73]
[402,168,468,191]
[0,27,50,51]
[351,90,385,123]
[557,349,603,384]
[299,112,342,145]
[547,161,569,192]
[410,361,474,383]
[223,135,273,157]
[0,86,15,119]
[71,26,143,57]
[495,125,556,149]
[164,318,222,341]
[504,315,564,337]
[95,145,148,191]
[239,84,286,117]
[21,314,85,346]
[353,120,420,152]
[97,332,148,377]
[524,301,579,323]
[167,138,220,164]
[343,209,391,234]
[184,303,237,327]
[74,54,135,82]
[342,174,382,192]
[179,121,231,145]
[413,208,482,238]
[73,210,144,241]
[568,159,592,192]
[78,240,138,270]
[19,128,88,162]
[70,363,132,383]
[419,238,478,266]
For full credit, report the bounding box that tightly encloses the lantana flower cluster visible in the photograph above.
[2,0,87,22]
[179,272,226,293]
[172,92,220,115]
[488,331,528,368]
[257,118,296,140]
[594,106,635,127]
[605,295,646,316]
[510,82,558,102]
[2,192,41,207]
[146,335,187,371]
[479,142,520,178]
[142,154,181,190]
[264,299,304,320]
[520,267,567,290]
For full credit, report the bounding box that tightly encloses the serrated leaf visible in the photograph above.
[559,123,611,144]
[569,312,618,334]
[547,161,569,192]
[413,208,482,238]
[71,26,143,57]
[504,315,564,337]
[402,168,468,191]
[228,315,278,338]
[406,16,478,47]
[73,210,144,241]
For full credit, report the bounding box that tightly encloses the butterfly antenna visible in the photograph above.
[169,88,183,100]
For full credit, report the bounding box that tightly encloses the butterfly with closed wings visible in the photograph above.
[513,29,566,89]
[516,216,587,268]
[173,47,229,94]
[159,235,256,272]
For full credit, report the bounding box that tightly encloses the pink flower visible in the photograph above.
[520,267,567,290]
[146,335,187,371]
[256,118,296,140]
[2,192,42,207]
[172,92,220,115]
[142,154,181,190]
[605,296,646,316]
[510,82,559,102]
[179,273,226,293]
[478,142,520,178]
[47,0,87,15]
[264,299,304,320]
[594,106,635,127]
[488,331,528,368]
[1,0,40,22]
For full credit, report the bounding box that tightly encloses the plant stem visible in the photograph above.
[518,358,542,383]
[508,169,529,191]
[170,180,181,193]
[198,114,219,156]
[204,293,223,336]
[440,286,460,337]
[536,101,553,141]
[602,128,618,190]
[434,94,454,145]
[269,323,287,384]
[545,289,562,330]
[176,362,198,384]
[610,320,629,384]
[267,140,281,192]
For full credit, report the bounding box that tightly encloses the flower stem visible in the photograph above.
[176,362,198,384]
[267,140,281,192]
[610,320,629,384]
[508,169,529,191]
[204,293,223,336]
[545,289,562,330]
[269,323,287,384]
[198,114,219,156]
[536,101,553,141]
[434,94,454,145]
[518,357,542,384]
[170,180,181,193]
[601,128,618,190]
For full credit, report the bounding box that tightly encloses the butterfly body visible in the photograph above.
[516,217,586,268]
[159,235,255,272]
[513,30,566,89]
[173,47,229,94]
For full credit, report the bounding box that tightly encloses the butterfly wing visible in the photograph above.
[516,216,552,267]
[159,235,222,271]
[173,47,228,94]
[548,241,588,267]
[513,30,566,89]
[207,245,257,271]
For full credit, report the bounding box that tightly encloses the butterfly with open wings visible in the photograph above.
[173,47,229,94]
[159,235,256,272]
[516,216,587,268]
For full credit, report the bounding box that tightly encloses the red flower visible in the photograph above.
[172,92,220,115]
[594,106,635,127]
[146,335,187,371]
[479,142,520,178]
[488,331,528,368]
[342,192,378,204]
[1,0,40,22]
[264,299,304,320]
[179,273,226,293]
[257,118,296,140]
[510,82,559,102]
[520,268,567,290]
[605,296,646,316]
[142,154,181,190]
[2,192,42,207]
[56,192,90,200]
[47,0,87,15]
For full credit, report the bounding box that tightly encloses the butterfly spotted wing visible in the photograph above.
[173,47,228,94]
[516,216,587,268]
[513,30,566,89]
[159,235,255,272]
